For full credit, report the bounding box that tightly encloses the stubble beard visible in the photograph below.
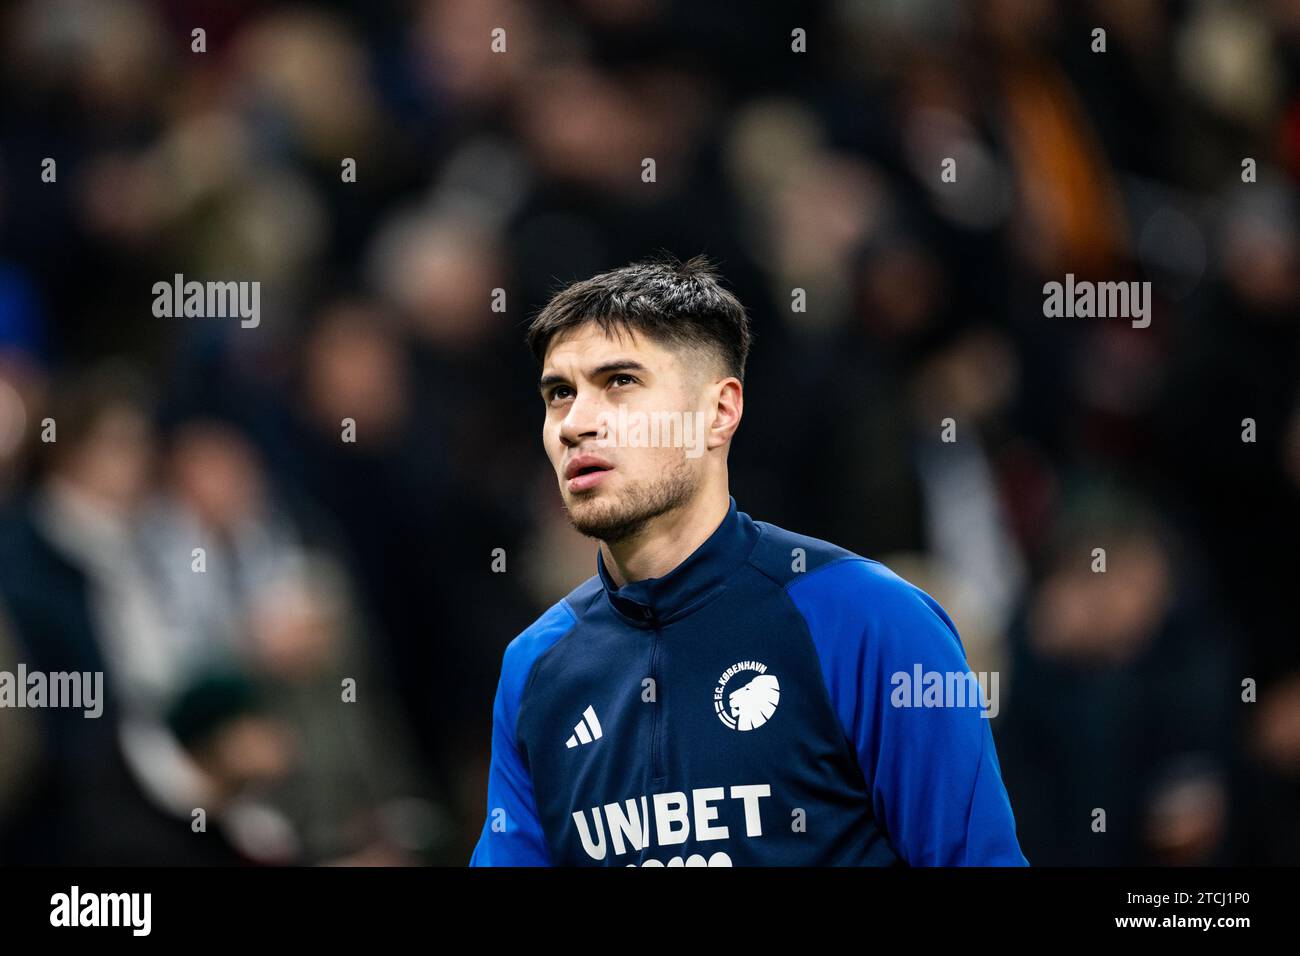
[561,456,700,545]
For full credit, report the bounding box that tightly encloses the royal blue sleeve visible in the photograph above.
[469,601,575,866]
[788,558,1028,866]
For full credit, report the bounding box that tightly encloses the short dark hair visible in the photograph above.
[525,253,752,382]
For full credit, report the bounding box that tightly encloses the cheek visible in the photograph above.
[542,420,569,465]
[625,442,681,474]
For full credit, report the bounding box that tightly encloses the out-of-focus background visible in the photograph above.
[0,0,1297,866]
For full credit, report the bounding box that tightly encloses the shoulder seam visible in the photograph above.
[774,553,872,593]
[774,574,877,798]
[572,583,601,617]
[513,600,580,752]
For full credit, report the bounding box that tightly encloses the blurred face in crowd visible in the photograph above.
[247,572,339,681]
[169,422,265,532]
[190,715,296,803]
[539,322,737,543]
[1029,534,1172,664]
[60,402,156,513]
[1253,671,1300,772]
[303,304,408,445]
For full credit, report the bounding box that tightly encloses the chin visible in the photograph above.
[564,488,617,519]
[562,493,640,542]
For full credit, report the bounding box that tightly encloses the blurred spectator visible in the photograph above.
[1,0,1297,864]
[997,488,1238,865]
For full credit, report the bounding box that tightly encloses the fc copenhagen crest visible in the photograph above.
[715,660,780,731]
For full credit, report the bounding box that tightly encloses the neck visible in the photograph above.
[600,484,730,587]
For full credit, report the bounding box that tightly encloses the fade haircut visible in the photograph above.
[526,253,752,383]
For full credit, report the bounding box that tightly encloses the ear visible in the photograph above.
[705,376,743,451]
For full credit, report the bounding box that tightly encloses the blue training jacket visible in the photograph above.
[469,496,1028,867]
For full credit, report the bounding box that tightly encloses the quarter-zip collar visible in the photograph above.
[596,495,760,627]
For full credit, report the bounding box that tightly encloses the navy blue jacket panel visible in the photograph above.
[470,497,1027,867]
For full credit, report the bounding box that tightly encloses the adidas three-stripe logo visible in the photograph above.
[566,705,603,749]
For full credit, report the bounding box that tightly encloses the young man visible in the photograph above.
[469,254,1027,866]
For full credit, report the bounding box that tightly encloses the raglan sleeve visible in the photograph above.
[468,638,553,866]
[789,559,1028,866]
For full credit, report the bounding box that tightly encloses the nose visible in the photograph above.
[559,389,609,448]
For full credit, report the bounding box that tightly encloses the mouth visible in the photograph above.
[564,455,615,493]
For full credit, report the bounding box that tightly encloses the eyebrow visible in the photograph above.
[538,360,650,393]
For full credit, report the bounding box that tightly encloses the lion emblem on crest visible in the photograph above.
[715,668,780,731]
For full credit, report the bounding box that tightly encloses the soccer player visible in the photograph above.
[469,254,1028,866]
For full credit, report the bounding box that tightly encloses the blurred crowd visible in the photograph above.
[1,0,1298,865]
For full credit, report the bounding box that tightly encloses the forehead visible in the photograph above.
[542,322,679,370]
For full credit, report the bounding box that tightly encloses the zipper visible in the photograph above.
[648,619,663,781]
